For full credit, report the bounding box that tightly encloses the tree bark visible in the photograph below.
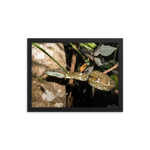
[32,43,66,107]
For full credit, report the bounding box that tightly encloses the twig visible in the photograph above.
[80,99,86,106]
[67,92,72,107]
[66,65,71,70]
[69,44,77,85]
[74,100,80,107]
[103,63,119,74]
[113,44,119,65]
[97,43,101,49]
[114,90,119,95]
[67,44,77,107]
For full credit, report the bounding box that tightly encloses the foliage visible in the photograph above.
[78,44,118,74]
[110,74,119,90]
[79,43,97,51]
[70,43,85,60]
[97,45,116,56]
[69,43,119,94]
[69,43,97,62]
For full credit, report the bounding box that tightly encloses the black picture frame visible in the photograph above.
[27,38,123,112]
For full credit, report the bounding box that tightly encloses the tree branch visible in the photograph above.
[113,44,119,65]
[103,63,119,74]
[67,44,77,107]
[114,90,119,95]
[69,44,77,85]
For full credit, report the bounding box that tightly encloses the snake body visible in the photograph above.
[45,69,116,91]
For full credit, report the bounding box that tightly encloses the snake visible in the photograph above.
[45,69,116,91]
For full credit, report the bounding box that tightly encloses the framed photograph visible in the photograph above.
[27,38,123,112]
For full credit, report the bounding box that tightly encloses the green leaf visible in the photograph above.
[109,60,118,64]
[70,43,85,61]
[79,43,94,51]
[32,43,70,77]
[84,43,97,48]
[102,64,113,69]
[110,75,119,90]
[38,77,44,83]
[98,45,116,56]
[91,43,97,47]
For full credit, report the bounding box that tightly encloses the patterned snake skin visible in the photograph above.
[45,69,116,91]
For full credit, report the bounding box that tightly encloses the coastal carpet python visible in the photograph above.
[45,69,116,91]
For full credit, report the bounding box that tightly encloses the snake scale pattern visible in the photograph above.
[45,69,116,91]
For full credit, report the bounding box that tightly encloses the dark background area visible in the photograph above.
[64,43,119,107]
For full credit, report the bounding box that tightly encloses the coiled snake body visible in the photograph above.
[45,69,116,91]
